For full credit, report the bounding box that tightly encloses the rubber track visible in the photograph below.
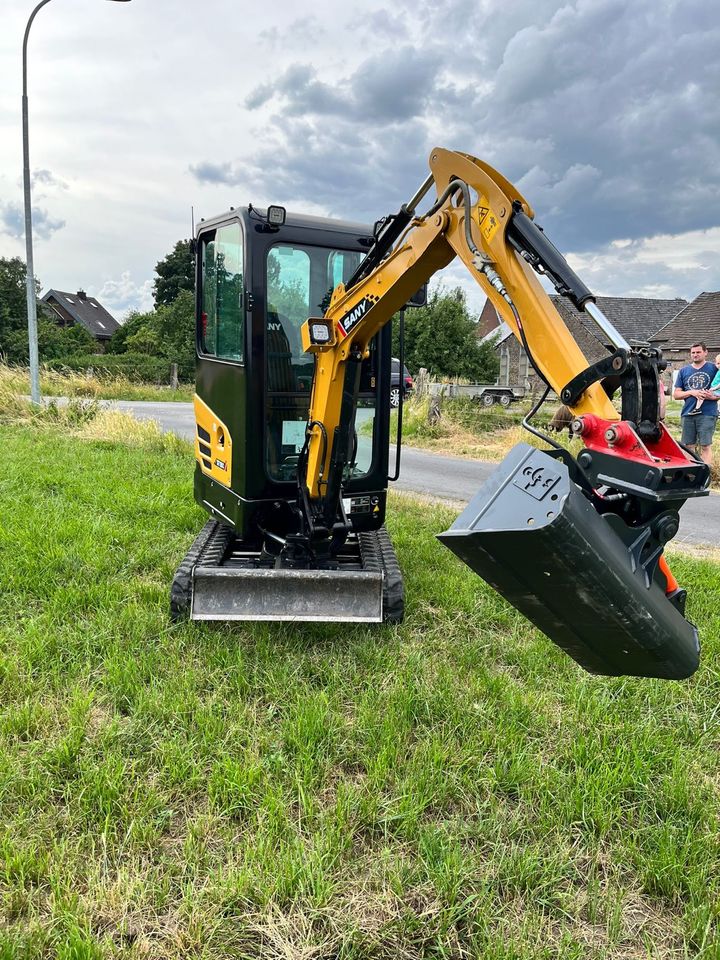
[359,526,405,624]
[170,519,233,622]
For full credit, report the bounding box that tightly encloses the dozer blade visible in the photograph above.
[438,444,699,680]
[191,567,383,622]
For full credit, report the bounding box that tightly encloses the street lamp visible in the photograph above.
[22,0,132,405]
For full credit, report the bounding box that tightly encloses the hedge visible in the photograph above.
[46,353,195,384]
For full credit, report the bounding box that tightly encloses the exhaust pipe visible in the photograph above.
[438,444,699,680]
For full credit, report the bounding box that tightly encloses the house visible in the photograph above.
[649,292,720,382]
[41,289,120,351]
[482,295,687,394]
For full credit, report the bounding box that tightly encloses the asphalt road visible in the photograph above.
[107,399,719,551]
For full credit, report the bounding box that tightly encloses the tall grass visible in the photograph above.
[394,395,573,460]
[0,372,188,455]
[1,419,720,956]
[0,362,193,402]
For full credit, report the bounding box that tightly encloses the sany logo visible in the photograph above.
[337,298,371,337]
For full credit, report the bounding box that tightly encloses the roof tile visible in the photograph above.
[550,295,687,346]
[649,292,720,348]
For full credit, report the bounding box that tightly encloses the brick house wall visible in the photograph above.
[496,310,610,397]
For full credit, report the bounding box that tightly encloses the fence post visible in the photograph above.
[428,387,443,425]
[416,367,428,397]
[170,363,178,390]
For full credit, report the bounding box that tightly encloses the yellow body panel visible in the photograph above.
[193,393,233,487]
[300,148,620,502]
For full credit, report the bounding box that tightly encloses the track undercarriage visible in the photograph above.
[171,521,404,624]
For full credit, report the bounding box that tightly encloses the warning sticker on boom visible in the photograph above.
[477,196,500,243]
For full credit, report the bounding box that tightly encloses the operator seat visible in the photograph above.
[266,309,296,393]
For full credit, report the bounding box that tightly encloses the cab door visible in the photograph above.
[194,220,248,520]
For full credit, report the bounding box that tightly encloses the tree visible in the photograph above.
[105,309,154,354]
[153,239,195,307]
[153,290,195,370]
[106,289,195,377]
[0,256,41,352]
[392,286,500,381]
[125,323,161,355]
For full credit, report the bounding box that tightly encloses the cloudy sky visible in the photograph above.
[1,0,719,320]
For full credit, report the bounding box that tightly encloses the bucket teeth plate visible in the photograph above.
[438,443,699,680]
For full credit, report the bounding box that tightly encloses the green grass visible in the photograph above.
[2,425,720,957]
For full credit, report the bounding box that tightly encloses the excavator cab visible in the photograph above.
[172,206,404,623]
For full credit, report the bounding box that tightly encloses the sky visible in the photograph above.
[1,0,719,321]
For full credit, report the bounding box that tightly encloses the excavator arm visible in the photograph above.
[295,148,708,680]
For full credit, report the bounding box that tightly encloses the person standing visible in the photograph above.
[673,342,718,465]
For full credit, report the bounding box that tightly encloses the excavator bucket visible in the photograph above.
[438,444,699,680]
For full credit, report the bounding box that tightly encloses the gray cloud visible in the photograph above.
[0,201,65,241]
[194,0,720,263]
[30,169,68,191]
[348,9,411,39]
[245,63,346,115]
[258,17,326,51]
[189,161,243,186]
[244,46,444,123]
[569,240,720,301]
[227,114,430,222]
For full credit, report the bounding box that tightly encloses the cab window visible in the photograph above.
[266,245,312,391]
[199,222,244,361]
[264,242,376,483]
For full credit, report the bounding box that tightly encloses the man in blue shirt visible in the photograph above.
[673,342,718,465]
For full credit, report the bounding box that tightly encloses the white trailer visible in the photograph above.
[428,381,525,407]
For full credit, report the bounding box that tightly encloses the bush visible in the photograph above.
[1,318,98,364]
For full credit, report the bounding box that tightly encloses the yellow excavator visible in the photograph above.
[172,148,708,681]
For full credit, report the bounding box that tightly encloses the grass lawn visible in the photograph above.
[2,423,720,958]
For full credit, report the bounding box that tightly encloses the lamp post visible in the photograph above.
[22,0,132,405]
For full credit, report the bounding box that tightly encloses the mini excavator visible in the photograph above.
[171,148,708,680]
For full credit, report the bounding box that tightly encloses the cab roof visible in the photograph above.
[197,205,374,238]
